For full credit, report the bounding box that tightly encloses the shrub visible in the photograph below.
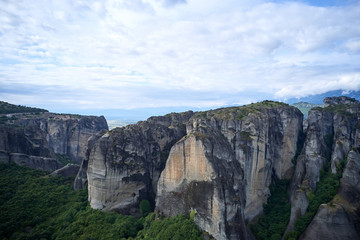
[139,199,151,217]
[190,209,196,220]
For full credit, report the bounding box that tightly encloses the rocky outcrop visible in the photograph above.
[0,124,61,171]
[287,96,360,233]
[83,101,302,239]
[84,111,194,214]
[74,129,108,190]
[0,112,108,171]
[155,131,248,240]
[338,150,360,206]
[154,101,302,239]
[0,151,61,172]
[51,163,80,177]
[0,125,54,158]
[299,150,360,239]
[287,108,333,231]
[299,203,360,240]
[324,96,359,107]
[82,97,360,239]
[15,113,108,164]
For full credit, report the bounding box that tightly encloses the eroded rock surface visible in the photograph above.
[300,149,360,239]
[0,113,107,171]
[85,111,194,214]
[287,96,360,233]
[299,203,360,240]
[155,131,248,240]
[16,113,108,164]
[82,97,360,240]
[155,102,302,239]
[51,163,80,177]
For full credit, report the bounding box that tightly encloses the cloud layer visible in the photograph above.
[0,0,359,114]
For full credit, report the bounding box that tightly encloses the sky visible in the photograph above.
[1,0,360,120]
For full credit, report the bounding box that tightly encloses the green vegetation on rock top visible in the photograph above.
[195,100,290,121]
[323,103,357,116]
[0,101,48,114]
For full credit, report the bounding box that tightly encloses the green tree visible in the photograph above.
[139,199,151,217]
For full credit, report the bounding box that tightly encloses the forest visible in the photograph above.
[1,160,344,240]
[0,163,204,240]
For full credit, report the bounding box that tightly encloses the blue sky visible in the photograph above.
[1,0,360,120]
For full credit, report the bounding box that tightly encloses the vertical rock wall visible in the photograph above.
[0,113,108,171]
[286,96,360,234]
[155,102,303,239]
[83,112,194,214]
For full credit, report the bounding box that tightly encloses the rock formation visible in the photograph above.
[286,96,360,234]
[155,128,248,240]
[3,97,354,240]
[0,111,108,171]
[51,163,80,178]
[15,113,108,164]
[0,150,61,172]
[83,101,303,239]
[299,149,360,240]
[82,111,194,214]
[155,102,302,239]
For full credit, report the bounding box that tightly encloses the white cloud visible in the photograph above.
[275,73,360,98]
[0,0,359,115]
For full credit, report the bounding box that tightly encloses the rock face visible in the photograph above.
[287,108,333,231]
[84,111,194,214]
[338,150,360,206]
[299,203,360,240]
[0,124,61,171]
[287,96,360,234]
[83,101,302,239]
[51,163,80,177]
[0,150,61,172]
[155,131,248,240]
[0,112,108,171]
[74,129,108,190]
[299,150,360,240]
[323,96,359,107]
[155,102,302,239]
[82,97,360,240]
[0,125,54,157]
[16,113,108,164]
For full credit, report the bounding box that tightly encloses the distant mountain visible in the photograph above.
[286,90,360,104]
[291,102,323,119]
